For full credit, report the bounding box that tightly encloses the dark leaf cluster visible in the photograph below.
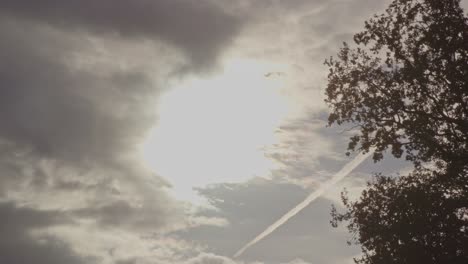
[326,0,468,263]
[331,167,468,264]
[325,0,468,167]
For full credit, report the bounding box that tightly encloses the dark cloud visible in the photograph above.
[0,19,156,165]
[73,198,178,231]
[115,259,139,264]
[0,0,238,260]
[0,202,90,264]
[0,0,241,70]
[0,0,242,181]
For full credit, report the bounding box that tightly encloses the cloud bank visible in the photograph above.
[0,1,242,263]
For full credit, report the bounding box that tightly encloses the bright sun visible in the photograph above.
[142,59,289,201]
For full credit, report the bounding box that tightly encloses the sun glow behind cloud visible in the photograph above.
[142,59,289,201]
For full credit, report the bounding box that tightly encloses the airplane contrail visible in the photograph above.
[233,149,374,258]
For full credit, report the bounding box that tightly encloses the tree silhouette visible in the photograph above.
[326,0,468,263]
[325,0,468,168]
[331,167,468,264]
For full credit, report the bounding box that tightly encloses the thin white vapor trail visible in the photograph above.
[233,149,374,258]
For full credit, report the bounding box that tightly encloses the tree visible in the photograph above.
[326,0,468,263]
[331,167,468,264]
[325,0,468,168]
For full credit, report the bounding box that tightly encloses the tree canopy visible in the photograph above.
[331,167,468,264]
[326,0,468,263]
[325,0,468,168]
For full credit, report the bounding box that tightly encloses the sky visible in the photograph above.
[0,1,466,264]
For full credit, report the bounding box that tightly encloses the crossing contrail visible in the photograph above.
[233,150,374,258]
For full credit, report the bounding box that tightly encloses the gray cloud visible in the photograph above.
[0,19,176,233]
[72,197,180,232]
[0,13,167,164]
[0,0,243,262]
[0,202,91,264]
[0,0,241,71]
[266,117,341,185]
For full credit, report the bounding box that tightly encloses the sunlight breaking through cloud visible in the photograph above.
[142,59,289,201]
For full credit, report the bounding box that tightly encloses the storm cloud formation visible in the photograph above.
[0,0,241,70]
[0,1,241,263]
[0,0,241,162]
[0,202,87,264]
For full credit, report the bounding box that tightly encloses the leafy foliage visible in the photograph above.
[326,0,468,263]
[331,167,468,264]
[325,0,468,167]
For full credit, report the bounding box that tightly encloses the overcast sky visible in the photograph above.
[0,1,466,264]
